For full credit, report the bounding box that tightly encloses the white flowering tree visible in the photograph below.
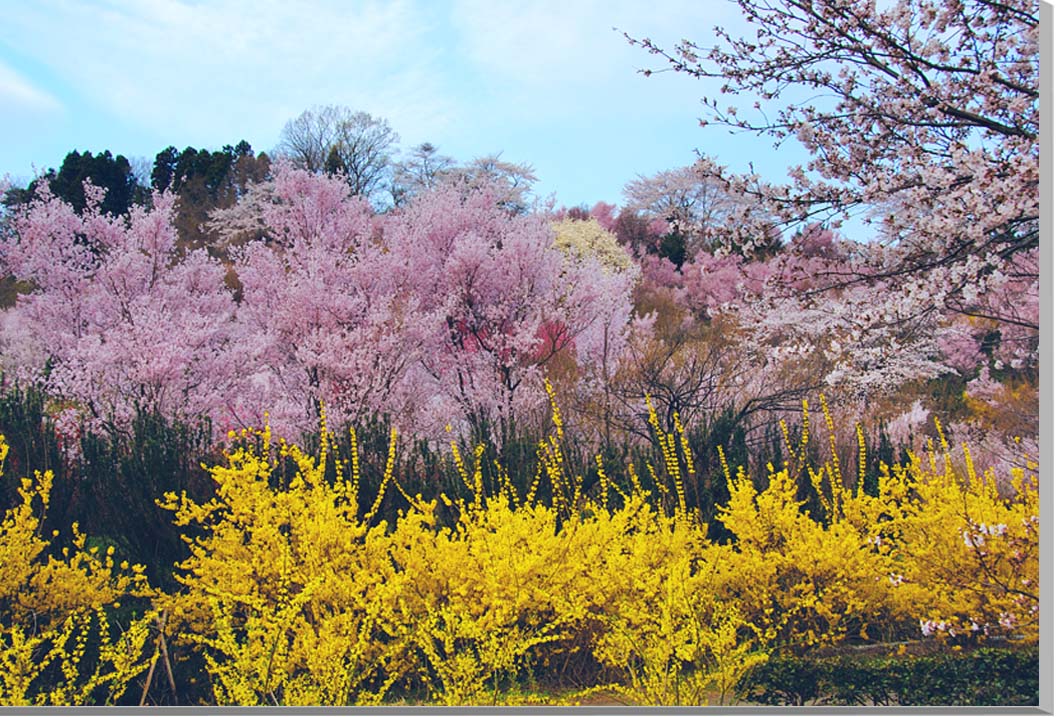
[626,0,1038,349]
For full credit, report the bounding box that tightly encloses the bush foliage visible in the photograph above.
[746,647,1039,706]
[0,390,1039,706]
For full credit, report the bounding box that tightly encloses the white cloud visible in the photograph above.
[0,61,62,114]
[0,0,458,147]
[447,0,743,112]
[0,0,791,204]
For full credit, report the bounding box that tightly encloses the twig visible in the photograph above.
[139,610,177,705]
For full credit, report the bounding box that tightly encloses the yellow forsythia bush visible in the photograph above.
[883,433,1039,642]
[158,421,410,706]
[3,387,1040,706]
[159,403,783,705]
[712,403,1039,650]
[0,435,156,705]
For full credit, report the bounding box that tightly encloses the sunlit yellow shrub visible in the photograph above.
[159,423,411,705]
[7,380,1032,706]
[582,505,770,706]
[885,431,1039,642]
[709,405,905,647]
[392,497,578,705]
[0,435,156,706]
[161,394,1038,705]
[552,217,632,272]
[717,460,910,647]
[711,404,1039,648]
[532,417,776,706]
[161,398,787,705]
[592,554,769,705]
[394,490,750,705]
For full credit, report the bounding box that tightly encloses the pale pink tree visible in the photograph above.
[228,165,419,437]
[0,183,238,436]
[617,227,956,458]
[623,159,774,257]
[625,0,1039,467]
[697,225,949,404]
[441,153,539,214]
[550,216,640,447]
[381,183,637,444]
[626,0,1038,356]
[220,170,638,445]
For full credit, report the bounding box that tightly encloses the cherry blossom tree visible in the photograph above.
[622,0,1038,466]
[227,165,419,438]
[0,183,237,435]
[209,167,638,445]
[548,216,640,446]
[623,160,776,258]
[390,142,457,207]
[626,0,1038,344]
[609,221,968,465]
[381,183,636,444]
[442,154,540,215]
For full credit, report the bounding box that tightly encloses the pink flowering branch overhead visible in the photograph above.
[625,0,1038,339]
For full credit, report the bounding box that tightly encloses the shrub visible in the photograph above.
[0,434,156,705]
[1,389,1040,706]
[745,646,1039,706]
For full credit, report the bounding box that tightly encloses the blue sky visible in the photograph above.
[0,0,812,211]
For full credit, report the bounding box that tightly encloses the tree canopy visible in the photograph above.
[625,0,1038,334]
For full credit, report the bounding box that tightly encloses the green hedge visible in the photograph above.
[745,646,1039,706]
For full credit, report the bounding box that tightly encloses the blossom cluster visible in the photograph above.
[0,167,637,444]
